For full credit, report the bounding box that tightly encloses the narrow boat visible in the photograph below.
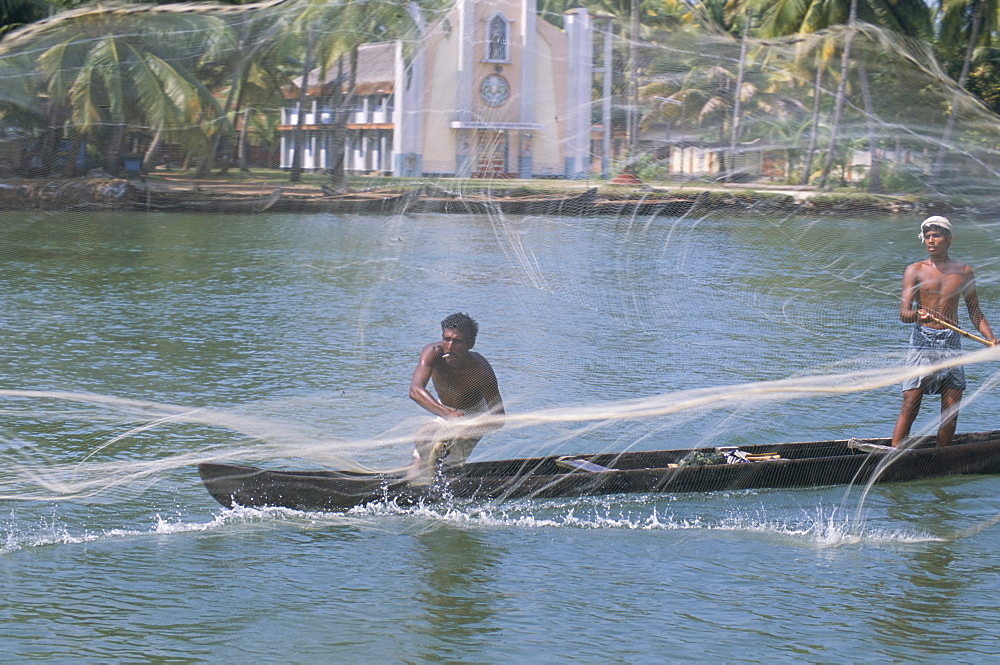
[272,188,420,214]
[496,187,598,215]
[198,429,1000,512]
[135,188,282,213]
[590,197,697,218]
[413,187,598,216]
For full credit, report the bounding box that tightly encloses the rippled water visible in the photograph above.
[3,208,1000,660]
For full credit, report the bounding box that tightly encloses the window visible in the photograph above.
[486,14,509,62]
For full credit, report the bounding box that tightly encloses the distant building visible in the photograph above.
[278,0,594,179]
[279,42,397,175]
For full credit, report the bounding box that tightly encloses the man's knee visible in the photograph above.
[941,388,963,413]
[941,387,963,402]
[441,436,483,466]
[899,389,923,413]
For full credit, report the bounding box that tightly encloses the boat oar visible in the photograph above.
[921,312,995,347]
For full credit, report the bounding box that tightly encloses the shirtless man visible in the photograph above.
[891,216,996,447]
[407,313,504,483]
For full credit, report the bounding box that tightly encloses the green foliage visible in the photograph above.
[967,59,1000,114]
[677,451,726,467]
[0,0,996,189]
[878,164,928,193]
[0,0,54,37]
[633,153,668,180]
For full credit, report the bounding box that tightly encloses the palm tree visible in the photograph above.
[727,8,752,177]
[1,3,235,175]
[814,0,859,190]
[202,5,284,175]
[260,0,419,185]
[323,0,430,189]
[0,0,54,37]
[288,23,315,183]
[746,0,931,189]
[932,0,998,183]
[231,44,296,172]
[538,0,695,173]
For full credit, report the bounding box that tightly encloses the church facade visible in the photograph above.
[278,0,594,179]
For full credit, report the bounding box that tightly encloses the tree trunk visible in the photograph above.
[194,117,212,178]
[327,53,349,192]
[143,125,163,172]
[857,61,881,193]
[62,131,84,177]
[209,21,253,176]
[931,0,983,184]
[798,58,824,186]
[237,107,251,172]
[207,104,235,176]
[729,10,750,178]
[107,123,127,176]
[232,54,254,173]
[817,24,857,190]
[36,100,65,176]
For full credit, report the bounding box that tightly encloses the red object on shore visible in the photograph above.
[611,173,643,185]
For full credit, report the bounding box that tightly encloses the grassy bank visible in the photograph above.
[0,169,983,218]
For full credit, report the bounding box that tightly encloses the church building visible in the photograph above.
[278,0,594,179]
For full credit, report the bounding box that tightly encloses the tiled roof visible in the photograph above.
[290,41,396,96]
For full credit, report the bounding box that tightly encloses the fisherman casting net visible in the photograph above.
[2,0,1000,523]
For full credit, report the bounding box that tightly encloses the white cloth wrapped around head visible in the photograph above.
[919,215,952,241]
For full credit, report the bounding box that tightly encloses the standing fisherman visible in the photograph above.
[892,216,996,447]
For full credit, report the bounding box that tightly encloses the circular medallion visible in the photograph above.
[479,74,510,107]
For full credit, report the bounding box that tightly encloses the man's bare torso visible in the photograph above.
[430,347,493,412]
[908,258,973,327]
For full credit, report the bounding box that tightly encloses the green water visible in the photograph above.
[3,208,1000,660]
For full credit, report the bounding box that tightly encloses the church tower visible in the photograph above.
[393,0,593,179]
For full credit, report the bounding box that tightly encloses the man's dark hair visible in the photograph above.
[441,312,478,344]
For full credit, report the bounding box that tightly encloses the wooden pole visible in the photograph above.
[922,312,994,347]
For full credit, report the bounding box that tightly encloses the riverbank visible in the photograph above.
[0,174,977,217]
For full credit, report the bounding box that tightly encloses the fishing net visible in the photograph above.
[2,0,1000,517]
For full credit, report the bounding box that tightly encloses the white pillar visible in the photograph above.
[392,27,425,175]
[520,0,537,126]
[456,0,474,123]
[518,0,538,177]
[564,8,593,179]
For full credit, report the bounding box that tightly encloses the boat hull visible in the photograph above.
[198,430,1000,511]
[412,188,598,216]
[135,188,282,213]
[269,189,419,214]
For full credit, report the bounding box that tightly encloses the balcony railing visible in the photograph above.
[286,105,393,126]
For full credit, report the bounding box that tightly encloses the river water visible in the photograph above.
[3,207,1000,661]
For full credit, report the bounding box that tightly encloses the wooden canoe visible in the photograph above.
[135,188,282,213]
[413,187,598,216]
[497,187,598,215]
[198,429,1000,512]
[589,197,697,218]
[270,188,420,214]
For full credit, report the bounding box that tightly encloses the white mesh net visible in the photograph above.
[2,0,1000,516]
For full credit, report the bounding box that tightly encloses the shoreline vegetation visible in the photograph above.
[0,172,982,217]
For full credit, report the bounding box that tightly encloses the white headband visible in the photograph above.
[918,215,952,241]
